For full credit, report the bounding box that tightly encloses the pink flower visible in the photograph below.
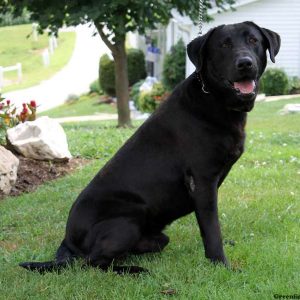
[30,100,37,108]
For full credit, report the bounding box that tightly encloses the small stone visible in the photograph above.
[280,104,300,114]
[0,146,19,194]
[7,116,72,161]
[160,288,177,295]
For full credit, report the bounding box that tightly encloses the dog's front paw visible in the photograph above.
[207,255,229,268]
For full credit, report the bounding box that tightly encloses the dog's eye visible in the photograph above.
[249,37,258,45]
[221,42,232,48]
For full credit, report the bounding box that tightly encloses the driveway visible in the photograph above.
[3,23,110,112]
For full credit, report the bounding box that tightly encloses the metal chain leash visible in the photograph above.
[198,0,204,35]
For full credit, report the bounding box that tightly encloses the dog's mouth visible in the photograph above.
[229,79,257,96]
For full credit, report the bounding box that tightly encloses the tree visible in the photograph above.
[0,0,235,127]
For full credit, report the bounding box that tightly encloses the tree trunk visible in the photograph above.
[94,23,131,127]
[112,39,132,127]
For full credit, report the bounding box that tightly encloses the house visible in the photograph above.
[129,0,300,80]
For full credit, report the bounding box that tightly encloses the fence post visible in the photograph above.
[42,49,50,66]
[32,23,38,41]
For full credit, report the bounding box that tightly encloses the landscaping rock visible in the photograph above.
[0,146,19,195]
[7,116,72,161]
[280,104,300,115]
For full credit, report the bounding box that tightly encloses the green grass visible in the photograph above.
[40,94,117,118]
[0,24,76,93]
[0,98,300,299]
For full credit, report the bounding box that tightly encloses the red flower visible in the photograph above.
[30,100,37,108]
[6,100,11,105]
[22,103,27,108]
[22,107,28,114]
[0,103,3,110]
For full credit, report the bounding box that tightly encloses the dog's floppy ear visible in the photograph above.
[187,28,216,72]
[244,21,281,63]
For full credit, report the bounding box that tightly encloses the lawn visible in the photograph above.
[0,24,76,93]
[40,94,117,118]
[0,98,299,299]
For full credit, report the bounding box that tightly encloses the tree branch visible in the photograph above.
[94,22,115,52]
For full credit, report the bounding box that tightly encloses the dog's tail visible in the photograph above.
[19,239,76,274]
[19,240,148,275]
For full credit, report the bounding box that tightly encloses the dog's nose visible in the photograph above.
[236,57,253,71]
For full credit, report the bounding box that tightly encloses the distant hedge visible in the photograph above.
[99,49,147,97]
[0,10,30,27]
[99,54,116,96]
[162,38,186,90]
[260,68,289,96]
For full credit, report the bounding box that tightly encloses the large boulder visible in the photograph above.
[0,146,19,195]
[7,116,72,161]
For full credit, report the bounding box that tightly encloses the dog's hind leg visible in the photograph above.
[85,217,149,274]
[131,232,169,254]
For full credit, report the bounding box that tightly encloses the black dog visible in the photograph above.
[20,21,280,274]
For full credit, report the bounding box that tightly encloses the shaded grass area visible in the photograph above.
[0,24,76,93]
[0,98,299,299]
[40,94,117,118]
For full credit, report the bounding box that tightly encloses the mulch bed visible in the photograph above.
[0,155,90,199]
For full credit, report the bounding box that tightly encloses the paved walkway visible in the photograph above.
[2,24,110,112]
[265,93,300,102]
[55,114,118,123]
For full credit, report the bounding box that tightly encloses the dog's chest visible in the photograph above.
[223,124,245,163]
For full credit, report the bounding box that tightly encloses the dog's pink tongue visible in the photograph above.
[234,80,255,94]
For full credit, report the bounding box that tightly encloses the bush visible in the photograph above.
[0,9,30,27]
[127,49,147,86]
[99,54,116,97]
[260,68,289,96]
[89,79,102,94]
[288,76,300,94]
[99,49,147,97]
[137,82,169,113]
[162,38,186,90]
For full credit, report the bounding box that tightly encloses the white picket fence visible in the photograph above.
[0,63,22,89]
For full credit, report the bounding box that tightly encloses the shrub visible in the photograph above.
[99,49,147,97]
[288,76,300,94]
[162,38,186,90]
[137,82,169,113]
[0,9,30,27]
[127,49,147,86]
[260,68,289,96]
[99,54,116,97]
[89,79,102,94]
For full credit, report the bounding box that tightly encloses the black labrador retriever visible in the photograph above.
[20,21,280,274]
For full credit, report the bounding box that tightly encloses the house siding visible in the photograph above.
[186,0,300,77]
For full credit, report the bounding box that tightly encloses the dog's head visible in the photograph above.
[187,22,281,112]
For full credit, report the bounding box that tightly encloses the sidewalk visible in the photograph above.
[55,114,118,123]
[2,24,110,112]
[53,93,300,124]
[265,93,300,102]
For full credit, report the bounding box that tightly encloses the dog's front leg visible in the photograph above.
[190,178,228,266]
